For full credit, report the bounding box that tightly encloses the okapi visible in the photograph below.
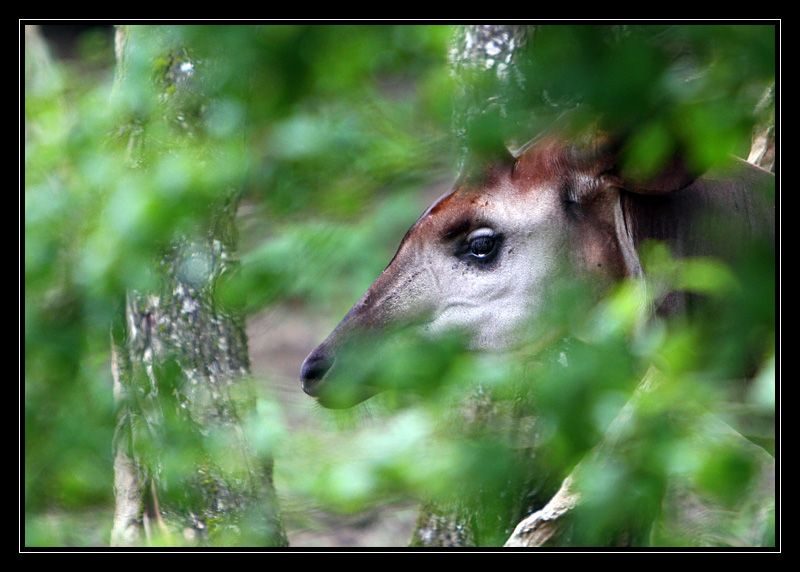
[300,132,774,408]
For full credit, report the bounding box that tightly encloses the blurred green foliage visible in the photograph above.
[25,24,774,547]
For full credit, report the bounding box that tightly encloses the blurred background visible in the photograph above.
[24,24,775,547]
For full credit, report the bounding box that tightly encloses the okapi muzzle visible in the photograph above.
[300,236,435,407]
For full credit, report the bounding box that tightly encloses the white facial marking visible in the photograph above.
[416,180,569,351]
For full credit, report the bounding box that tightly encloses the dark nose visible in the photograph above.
[300,349,334,396]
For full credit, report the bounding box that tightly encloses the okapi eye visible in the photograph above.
[461,228,501,264]
[469,236,496,257]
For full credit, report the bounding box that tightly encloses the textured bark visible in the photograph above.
[109,26,286,547]
[410,384,559,547]
[504,475,579,547]
[448,25,534,158]
[748,84,775,172]
[410,27,542,547]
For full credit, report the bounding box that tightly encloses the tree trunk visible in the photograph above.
[410,384,559,547]
[411,25,549,548]
[109,26,286,547]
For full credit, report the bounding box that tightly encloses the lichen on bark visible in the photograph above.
[109,25,285,547]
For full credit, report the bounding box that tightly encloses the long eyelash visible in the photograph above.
[562,174,600,214]
[442,219,471,241]
[562,182,582,220]
[562,180,580,205]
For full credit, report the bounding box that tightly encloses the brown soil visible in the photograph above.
[246,275,420,547]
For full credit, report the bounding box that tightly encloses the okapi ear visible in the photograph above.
[595,134,699,195]
[612,152,698,195]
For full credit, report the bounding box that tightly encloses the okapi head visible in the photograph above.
[300,130,767,408]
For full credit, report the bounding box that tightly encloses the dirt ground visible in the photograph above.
[247,299,420,548]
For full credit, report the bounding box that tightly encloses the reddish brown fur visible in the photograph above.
[392,135,640,297]
[427,190,459,216]
[510,136,635,282]
[511,136,577,189]
[574,192,630,283]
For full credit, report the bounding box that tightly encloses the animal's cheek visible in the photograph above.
[573,226,627,283]
[469,302,533,351]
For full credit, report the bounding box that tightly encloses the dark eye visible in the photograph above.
[459,228,501,265]
[469,235,496,257]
